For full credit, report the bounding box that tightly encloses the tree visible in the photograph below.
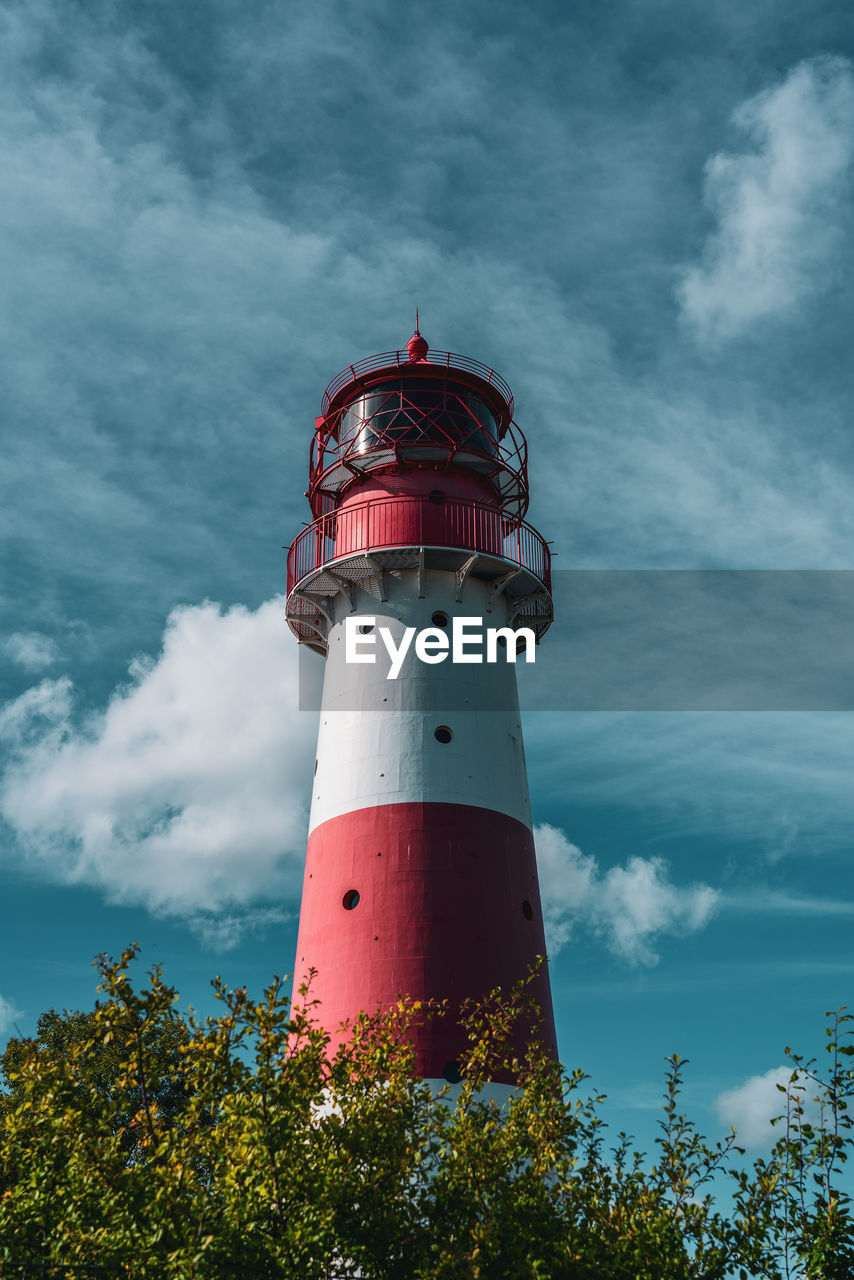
[0,947,851,1278]
[1,1003,192,1182]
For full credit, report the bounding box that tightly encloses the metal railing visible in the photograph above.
[287,495,551,597]
[321,349,514,419]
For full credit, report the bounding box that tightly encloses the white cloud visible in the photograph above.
[714,1065,826,1149]
[4,632,59,672]
[188,906,292,953]
[0,598,318,932]
[0,993,22,1037]
[678,56,854,343]
[0,677,72,746]
[534,823,719,965]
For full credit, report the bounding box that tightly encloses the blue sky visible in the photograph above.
[1,0,854,1158]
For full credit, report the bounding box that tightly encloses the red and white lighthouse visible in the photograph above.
[286,327,557,1089]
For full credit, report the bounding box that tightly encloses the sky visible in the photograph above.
[1,0,854,1163]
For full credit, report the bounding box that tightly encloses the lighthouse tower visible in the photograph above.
[286,327,557,1088]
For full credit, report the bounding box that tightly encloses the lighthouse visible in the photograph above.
[286,327,557,1089]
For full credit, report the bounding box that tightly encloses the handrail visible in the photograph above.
[321,350,514,419]
[287,495,550,597]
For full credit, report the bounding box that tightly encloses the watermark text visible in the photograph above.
[345,617,536,679]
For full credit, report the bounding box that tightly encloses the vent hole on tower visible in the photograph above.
[342,889,360,910]
[358,621,374,634]
[428,489,445,505]
[431,610,449,628]
[314,758,318,775]
[522,899,533,921]
[443,1060,462,1084]
[434,725,453,744]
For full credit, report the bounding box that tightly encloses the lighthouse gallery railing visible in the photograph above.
[321,348,514,421]
[287,496,551,596]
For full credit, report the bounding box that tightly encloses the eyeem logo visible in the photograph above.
[345,616,536,680]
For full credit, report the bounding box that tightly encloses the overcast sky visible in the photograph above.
[2,0,854,1157]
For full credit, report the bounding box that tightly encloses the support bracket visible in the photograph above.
[325,571,356,612]
[297,619,327,644]
[485,568,521,613]
[364,554,388,602]
[455,554,478,602]
[506,590,549,626]
[291,592,335,630]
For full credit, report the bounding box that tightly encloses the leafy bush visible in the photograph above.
[0,947,851,1278]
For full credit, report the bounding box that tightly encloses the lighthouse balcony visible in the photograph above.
[286,494,553,654]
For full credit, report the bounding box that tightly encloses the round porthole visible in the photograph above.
[431,610,449,628]
[443,1060,462,1084]
[342,889,360,910]
[434,725,453,744]
[358,621,374,634]
[522,899,533,921]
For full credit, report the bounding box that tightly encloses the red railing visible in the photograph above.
[287,496,550,597]
[321,350,514,420]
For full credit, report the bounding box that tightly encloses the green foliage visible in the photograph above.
[0,949,851,1279]
[731,1008,854,1280]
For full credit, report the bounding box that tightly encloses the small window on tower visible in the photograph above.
[434,725,453,744]
[358,621,374,634]
[443,1060,462,1083]
[431,611,449,628]
[522,900,533,921]
[342,889,360,910]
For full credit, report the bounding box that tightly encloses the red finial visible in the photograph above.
[407,310,429,363]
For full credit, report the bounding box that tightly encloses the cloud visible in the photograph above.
[723,889,854,917]
[0,678,73,747]
[1,0,854,647]
[0,596,736,966]
[534,824,719,965]
[0,598,318,931]
[713,1065,826,1149]
[3,632,59,672]
[0,993,22,1037]
[187,906,292,953]
[678,56,854,343]
[527,711,854,863]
